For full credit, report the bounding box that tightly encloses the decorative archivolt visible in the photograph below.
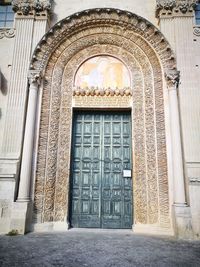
[30,8,177,85]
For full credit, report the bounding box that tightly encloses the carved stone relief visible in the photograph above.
[0,29,15,39]
[165,69,180,87]
[156,0,197,17]
[12,0,51,15]
[28,70,41,84]
[193,26,200,36]
[73,87,132,97]
[32,9,176,230]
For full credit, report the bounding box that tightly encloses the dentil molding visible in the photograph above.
[12,0,52,16]
[156,0,197,18]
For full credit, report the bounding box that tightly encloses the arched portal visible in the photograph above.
[30,8,177,234]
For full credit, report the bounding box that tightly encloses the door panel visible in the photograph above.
[70,111,132,229]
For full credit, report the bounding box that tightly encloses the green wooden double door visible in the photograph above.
[70,111,133,229]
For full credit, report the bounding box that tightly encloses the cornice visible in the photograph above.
[156,0,197,18]
[12,0,51,16]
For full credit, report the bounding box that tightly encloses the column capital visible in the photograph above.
[165,69,180,88]
[28,70,41,85]
[12,0,52,16]
[156,0,197,18]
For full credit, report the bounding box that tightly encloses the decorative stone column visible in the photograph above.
[165,70,186,205]
[9,71,41,234]
[17,71,41,202]
[166,69,193,238]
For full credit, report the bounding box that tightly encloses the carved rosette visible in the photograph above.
[156,0,197,18]
[0,29,15,39]
[12,0,51,16]
[73,87,132,97]
[165,69,180,87]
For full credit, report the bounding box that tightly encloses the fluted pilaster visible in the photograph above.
[2,1,51,159]
[2,16,35,157]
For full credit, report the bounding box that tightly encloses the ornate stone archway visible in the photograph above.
[25,8,181,233]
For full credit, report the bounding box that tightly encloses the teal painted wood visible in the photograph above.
[70,111,132,229]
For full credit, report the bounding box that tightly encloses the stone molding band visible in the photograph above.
[189,177,200,183]
[156,0,198,18]
[73,87,132,97]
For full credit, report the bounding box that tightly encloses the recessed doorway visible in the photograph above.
[70,111,133,229]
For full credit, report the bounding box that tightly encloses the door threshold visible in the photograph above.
[69,228,133,233]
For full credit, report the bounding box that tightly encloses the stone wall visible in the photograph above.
[51,0,157,26]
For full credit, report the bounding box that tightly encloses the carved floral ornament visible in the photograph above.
[12,0,52,16]
[29,8,179,89]
[156,0,198,17]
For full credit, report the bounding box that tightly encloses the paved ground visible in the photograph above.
[0,229,200,267]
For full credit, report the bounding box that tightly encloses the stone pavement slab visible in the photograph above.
[0,229,200,267]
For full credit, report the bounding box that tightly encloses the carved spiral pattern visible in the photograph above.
[0,29,15,39]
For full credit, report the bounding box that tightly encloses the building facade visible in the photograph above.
[0,0,200,238]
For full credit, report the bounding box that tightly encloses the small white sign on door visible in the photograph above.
[123,170,132,178]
